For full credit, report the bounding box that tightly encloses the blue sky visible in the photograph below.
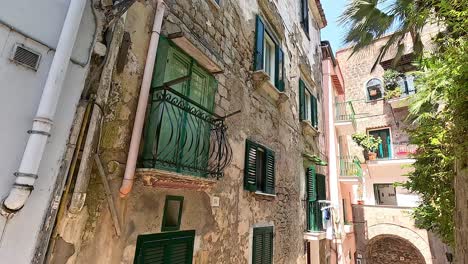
[320,0,348,53]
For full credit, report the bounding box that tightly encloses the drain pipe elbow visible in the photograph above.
[119,0,166,198]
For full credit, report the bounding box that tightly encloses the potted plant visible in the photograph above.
[352,133,382,160]
[383,69,403,100]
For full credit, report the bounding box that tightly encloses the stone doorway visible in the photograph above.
[366,235,426,264]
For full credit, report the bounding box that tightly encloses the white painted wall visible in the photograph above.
[0,0,95,262]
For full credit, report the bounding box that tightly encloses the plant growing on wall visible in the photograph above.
[352,133,382,160]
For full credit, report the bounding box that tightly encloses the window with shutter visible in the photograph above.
[253,15,285,92]
[300,0,309,37]
[252,226,274,264]
[311,95,318,129]
[134,230,195,264]
[299,79,306,121]
[306,167,327,232]
[299,79,319,129]
[244,140,276,194]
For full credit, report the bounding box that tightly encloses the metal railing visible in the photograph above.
[339,156,362,177]
[140,87,232,179]
[335,101,356,127]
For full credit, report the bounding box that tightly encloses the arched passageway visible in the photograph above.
[367,235,426,264]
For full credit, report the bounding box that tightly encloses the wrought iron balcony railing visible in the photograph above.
[339,156,362,177]
[140,87,232,179]
[335,101,356,126]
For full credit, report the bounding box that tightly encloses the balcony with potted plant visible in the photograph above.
[383,69,417,108]
[351,133,382,161]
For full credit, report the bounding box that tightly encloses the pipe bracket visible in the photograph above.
[27,130,51,137]
[14,172,39,179]
[12,183,34,191]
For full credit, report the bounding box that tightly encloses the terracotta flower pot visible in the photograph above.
[357,200,364,205]
[368,152,377,160]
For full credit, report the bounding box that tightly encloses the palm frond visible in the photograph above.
[339,0,431,68]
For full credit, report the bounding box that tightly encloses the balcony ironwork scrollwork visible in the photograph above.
[140,87,232,179]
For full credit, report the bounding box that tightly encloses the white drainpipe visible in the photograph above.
[3,0,87,211]
[119,0,166,197]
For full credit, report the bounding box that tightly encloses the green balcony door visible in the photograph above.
[143,38,217,176]
[369,128,392,159]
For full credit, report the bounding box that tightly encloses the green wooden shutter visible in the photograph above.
[244,140,258,191]
[142,43,191,169]
[311,95,318,128]
[134,230,195,264]
[265,148,276,194]
[253,227,274,264]
[301,0,309,36]
[299,79,306,121]
[306,166,317,202]
[275,46,285,92]
[316,174,326,200]
[254,15,265,71]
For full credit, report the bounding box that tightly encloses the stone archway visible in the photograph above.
[367,235,426,264]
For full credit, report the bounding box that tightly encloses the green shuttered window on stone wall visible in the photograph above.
[244,140,276,195]
[299,79,319,129]
[134,230,195,264]
[254,15,285,92]
[253,226,274,264]
[306,166,326,232]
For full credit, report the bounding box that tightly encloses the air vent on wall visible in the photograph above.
[11,44,41,71]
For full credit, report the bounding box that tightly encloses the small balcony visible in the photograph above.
[304,201,329,241]
[386,76,417,109]
[335,101,356,135]
[138,87,232,190]
[339,156,362,184]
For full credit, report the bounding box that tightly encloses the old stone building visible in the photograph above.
[335,29,450,264]
[42,0,336,263]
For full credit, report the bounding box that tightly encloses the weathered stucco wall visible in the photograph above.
[52,0,328,263]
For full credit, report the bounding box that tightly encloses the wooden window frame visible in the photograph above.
[161,195,184,232]
[299,79,319,129]
[254,15,285,92]
[244,140,276,195]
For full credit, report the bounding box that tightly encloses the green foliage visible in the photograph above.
[339,0,468,246]
[403,38,468,246]
[383,69,402,91]
[339,0,431,70]
[352,133,382,152]
[384,89,403,100]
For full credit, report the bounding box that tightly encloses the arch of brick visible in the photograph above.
[367,224,432,264]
